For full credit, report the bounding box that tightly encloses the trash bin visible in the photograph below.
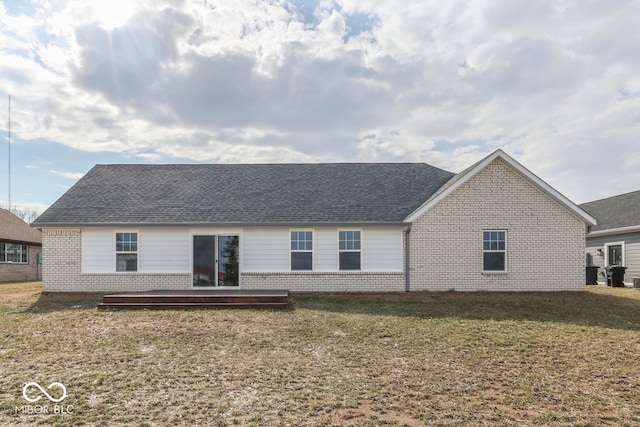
[586,266,599,285]
[610,266,627,287]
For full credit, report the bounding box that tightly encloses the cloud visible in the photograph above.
[51,170,86,180]
[0,0,639,204]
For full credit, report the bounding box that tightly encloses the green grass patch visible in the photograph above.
[1,282,639,426]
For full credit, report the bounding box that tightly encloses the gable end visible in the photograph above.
[405,150,596,226]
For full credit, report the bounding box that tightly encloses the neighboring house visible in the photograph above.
[580,190,640,285]
[32,150,596,293]
[0,208,42,282]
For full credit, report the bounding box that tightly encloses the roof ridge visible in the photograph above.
[95,162,436,166]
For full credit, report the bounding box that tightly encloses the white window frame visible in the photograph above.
[290,229,313,271]
[482,230,507,273]
[337,229,362,271]
[115,231,138,272]
[0,242,28,264]
[604,241,625,267]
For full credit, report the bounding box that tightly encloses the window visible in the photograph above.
[0,242,28,263]
[339,231,361,270]
[116,232,138,272]
[291,231,312,270]
[483,231,506,272]
[606,243,624,266]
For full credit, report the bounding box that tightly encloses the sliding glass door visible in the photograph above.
[193,235,239,287]
[217,235,239,286]
[193,236,216,287]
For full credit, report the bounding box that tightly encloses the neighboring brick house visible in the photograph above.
[580,190,640,285]
[0,208,42,282]
[33,150,596,292]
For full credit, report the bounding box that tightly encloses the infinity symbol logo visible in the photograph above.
[22,382,67,403]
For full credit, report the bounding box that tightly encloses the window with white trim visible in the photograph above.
[339,230,361,270]
[116,232,138,272]
[290,231,312,271]
[605,242,625,267]
[0,242,28,263]
[483,230,507,272]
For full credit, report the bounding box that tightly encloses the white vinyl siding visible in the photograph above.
[139,229,189,272]
[82,226,404,275]
[628,234,640,279]
[82,229,115,273]
[242,228,290,272]
[313,228,339,271]
[82,228,190,273]
[362,227,403,272]
[243,226,402,273]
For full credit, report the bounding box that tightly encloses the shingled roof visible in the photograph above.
[0,208,42,245]
[33,163,455,226]
[580,190,640,233]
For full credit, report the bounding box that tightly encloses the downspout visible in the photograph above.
[404,224,412,292]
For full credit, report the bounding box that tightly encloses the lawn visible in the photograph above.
[1,282,639,426]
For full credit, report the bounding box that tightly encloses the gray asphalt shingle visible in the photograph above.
[34,163,455,225]
[1,208,42,244]
[580,190,640,232]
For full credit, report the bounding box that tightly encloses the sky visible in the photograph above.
[1,0,640,214]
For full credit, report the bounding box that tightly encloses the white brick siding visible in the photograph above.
[242,272,404,292]
[410,158,586,291]
[42,229,81,291]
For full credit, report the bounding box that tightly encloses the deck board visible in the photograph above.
[98,289,289,310]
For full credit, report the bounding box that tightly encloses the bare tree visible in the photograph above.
[0,204,41,224]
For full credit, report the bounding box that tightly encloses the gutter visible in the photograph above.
[0,238,42,246]
[31,221,409,228]
[587,225,640,238]
[404,223,412,292]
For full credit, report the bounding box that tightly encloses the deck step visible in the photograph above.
[102,295,288,304]
[98,289,289,311]
[97,302,288,310]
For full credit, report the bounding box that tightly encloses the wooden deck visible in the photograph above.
[97,289,289,310]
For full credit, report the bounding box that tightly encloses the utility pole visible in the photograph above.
[7,95,11,210]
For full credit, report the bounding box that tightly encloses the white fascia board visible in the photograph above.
[405,149,598,226]
[587,225,640,238]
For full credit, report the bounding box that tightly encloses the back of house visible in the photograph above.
[33,150,596,292]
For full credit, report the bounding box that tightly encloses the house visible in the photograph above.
[580,190,640,285]
[0,208,42,282]
[32,150,596,292]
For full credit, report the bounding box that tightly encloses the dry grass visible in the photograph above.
[1,282,639,426]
